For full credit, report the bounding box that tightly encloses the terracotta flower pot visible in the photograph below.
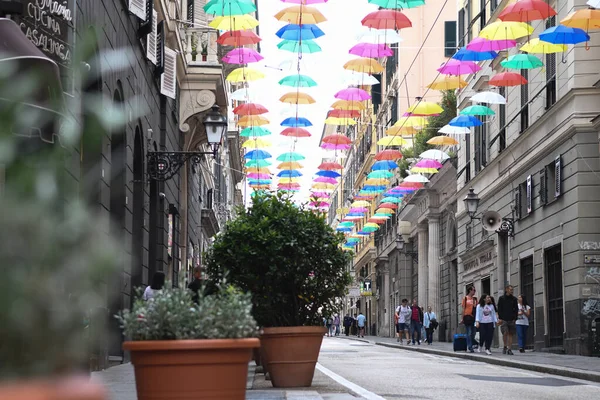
[0,375,106,400]
[260,326,327,388]
[124,338,259,400]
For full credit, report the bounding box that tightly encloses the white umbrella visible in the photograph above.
[403,174,430,183]
[587,0,600,8]
[419,149,450,161]
[231,88,257,101]
[438,124,470,134]
[356,28,403,44]
[344,72,380,86]
[470,91,506,105]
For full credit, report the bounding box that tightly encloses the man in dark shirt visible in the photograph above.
[187,266,202,304]
[497,285,519,355]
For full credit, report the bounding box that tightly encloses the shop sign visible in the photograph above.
[464,250,494,272]
[360,280,372,296]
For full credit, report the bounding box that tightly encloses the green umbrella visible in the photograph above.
[368,0,425,9]
[381,197,402,203]
[460,105,496,116]
[277,39,322,54]
[245,159,272,168]
[368,170,394,179]
[278,74,317,88]
[204,0,256,16]
[276,152,306,161]
[240,126,272,137]
[500,54,543,70]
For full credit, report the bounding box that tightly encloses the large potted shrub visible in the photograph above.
[205,192,353,388]
[117,283,259,400]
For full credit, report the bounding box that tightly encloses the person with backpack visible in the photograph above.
[326,315,334,337]
[409,298,424,345]
[461,285,478,353]
[423,306,438,345]
[343,314,353,336]
[333,313,341,336]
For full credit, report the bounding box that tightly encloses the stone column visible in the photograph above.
[417,224,429,306]
[428,215,441,313]
[382,260,390,337]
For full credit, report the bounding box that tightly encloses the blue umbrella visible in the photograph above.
[276,24,325,41]
[337,227,353,232]
[452,47,498,62]
[316,170,341,178]
[244,149,272,159]
[383,192,404,198]
[277,170,302,178]
[539,25,590,45]
[281,116,313,127]
[372,160,399,170]
[363,185,387,191]
[248,179,272,185]
[449,115,482,127]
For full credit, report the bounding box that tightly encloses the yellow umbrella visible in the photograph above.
[279,92,316,105]
[238,115,269,127]
[395,116,428,128]
[377,136,408,146]
[561,9,600,32]
[427,136,459,146]
[520,38,567,54]
[324,117,357,126]
[277,161,304,170]
[407,101,443,116]
[227,67,265,82]
[275,5,327,25]
[242,138,272,148]
[331,100,366,111]
[376,208,395,214]
[250,184,271,189]
[312,182,335,190]
[365,178,390,186]
[386,125,418,136]
[279,177,300,184]
[209,15,260,31]
[364,223,380,228]
[427,75,468,91]
[411,167,439,174]
[479,21,533,41]
[352,200,371,207]
[246,167,271,174]
[343,58,384,74]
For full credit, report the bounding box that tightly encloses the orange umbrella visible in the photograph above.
[489,72,527,87]
[277,161,303,170]
[386,125,419,136]
[331,100,366,110]
[322,134,352,145]
[233,103,268,116]
[275,5,327,24]
[281,127,312,137]
[279,92,316,104]
[343,57,384,74]
[375,149,402,161]
[427,136,459,146]
[238,115,269,127]
[561,9,600,33]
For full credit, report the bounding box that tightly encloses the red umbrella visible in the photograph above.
[489,72,528,87]
[281,127,312,137]
[361,10,412,30]
[322,134,352,145]
[499,0,557,22]
[233,103,268,116]
[398,182,424,188]
[379,203,398,209]
[217,30,262,46]
[375,149,402,161]
[328,109,360,118]
[318,161,343,170]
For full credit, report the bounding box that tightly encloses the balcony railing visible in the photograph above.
[181,29,220,65]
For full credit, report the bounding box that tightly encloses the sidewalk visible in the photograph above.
[339,335,600,383]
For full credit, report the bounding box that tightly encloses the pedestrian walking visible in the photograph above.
[334,313,341,336]
[516,294,531,353]
[423,306,438,345]
[409,298,424,345]
[343,314,352,336]
[498,285,519,355]
[357,312,366,337]
[461,285,478,353]
[475,294,498,355]
[395,298,412,344]
[187,266,202,304]
[351,315,358,336]
[143,272,165,301]
[326,315,334,337]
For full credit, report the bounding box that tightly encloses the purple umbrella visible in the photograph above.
[437,59,481,76]
[314,177,338,184]
[321,143,352,150]
[349,42,394,58]
[415,159,443,169]
[466,37,517,52]
[334,87,371,101]
[222,48,264,64]
[350,207,369,213]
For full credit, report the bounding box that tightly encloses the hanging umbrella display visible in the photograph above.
[470,91,507,104]
[276,24,325,41]
[378,202,398,209]
[277,39,323,53]
[222,48,264,64]
[246,159,271,167]
[242,138,271,148]
[460,105,495,116]
[386,125,418,136]
[437,59,482,75]
[427,136,459,146]
[281,116,313,127]
[204,0,257,15]
[322,134,353,145]
[375,149,402,160]
[394,115,428,128]
[281,127,312,137]
[349,43,394,58]
[372,160,399,170]
[489,72,528,87]
[227,67,265,82]
[277,152,306,161]
[368,0,425,8]
[316,170,341,177]
[238,115,269,127]
[217,30,262,46]
[247,173,271,180]
[314,177,338,184]
[279,92,316,104]
[278,170,302,178]
[479,21,534,41]
[244,149,272,159]
[233,103,268,116]
[438,124,470,134]
[209,15,260,30]
[275,5,327,24]
[351,200,371,207]
[501,53,543,69]
[377,136,408,146]
[411,166,439,174]
[331,100,366,110]
[328,109,361,118]
[560,9,600,33]
[279,74,318,87]
[449,115,483,127]
[343,72,381,86]
[230,87,257,101]
[356,28,403,43]
[427,75,468,91]
[452,47,498,61]
[406,101,443,116]
[539,25,590,45]
[343,58,385,74]
[381,196,402,203]
[467,37,517,52]
[361,10,412,30]
[404,174,429,183]
[324,117,357,125]
[498,0,557,22]
[322,143,351,151]
[368,170,394,179]
[318,161,344,170]
[365,178,390,186]
[240,126,272,137]
[419,149,450,161]
[415,159,443,169]
[520,38,567,54]
[277,161,303,170]
[312,182,336,190]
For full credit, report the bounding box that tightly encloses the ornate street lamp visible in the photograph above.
[463,187,514,237]
[147,105,228,181]
[463,188,480,219]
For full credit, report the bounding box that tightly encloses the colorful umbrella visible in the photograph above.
[419,150,450,160]
[368,170,394,179]
[209,15,259,31]
[361,10,412,30]
[245,159,271,167]
[279,74,318,87]
[335,88,371,101]
[328,109,361,119]
[316,170,341,177]
[244,149,272,159]
[275,5,327,24]
[281,127,312,137]
[278,170,302,178]
[222,48,264,64]
[460,105,495,116]
[238,115,269,127]
[427,136,458,146]
[279,92,316,105]
[356,28,403,43]
[349,43,394,58]
[331,100,366,110]
[281,117,313,127]
[318,161,343,170]
[365,178,389,186]
[501,54,543,70]
[411,167,439,174]
[322,134,353,145]
[415,159,443,169]
[277,161,303,170]
[324,117,357,126]
[343,72,381,86]
[539,25,591,46]
[375,149,402,160]
[230,87,257,101]
[404,174,429,183]
[379,203,398,209]
[242,138,271,148]
[247,173,271,180]
[315,177,338,184]
[217,30,261,46]
[381,196,402,203]
[277,39,323,53]
[407,101,443,116]
[427,75,468,91]
[276,24,325,41]
[467,37,517,52]
[452,47,498,61]
[372,160,399,170]
[479,21,533,41]
[562,8,600,33]
[437,59,482,75]
[498,0,557,22]
[470,91,507,104]
[343,58,385,74]
[278,152,306,161]
[204,0,257,16]
[489,72,528,87]
[227,67,265,82]
[438,124,470,134]
[233,103,268,116]
[368,0,425,8]
[394,116,428,128]
[520,38,567,54]
[386,125,418,136]
[449,115,482,127]
[351,201,371,207]
[312,182,336,190]
[240,126,272,137]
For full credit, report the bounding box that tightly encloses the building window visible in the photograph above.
[445,21,457,57]
[515,177,532,220]
[520,69,529,133]
[465,132,471,182]
[479,0,487,30]
[498,87,506,152]
[474,116,487,173]
[490,0,498,12]
[458,8,466,47]
[546,16,557,109]
[466,222,472,248]
[390,97,398,125]
[466,0,472,43]
[540,155,562,205]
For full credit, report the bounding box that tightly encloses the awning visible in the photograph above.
[0,18,65,144]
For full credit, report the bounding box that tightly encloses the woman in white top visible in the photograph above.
[143,272,165,301]
[516,294,531,353]
[475,294,498,355]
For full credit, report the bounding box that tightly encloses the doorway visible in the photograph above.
[131,128,144,303]
[545,245,564,347]
[520,256,535,349]
[482,275,491,297]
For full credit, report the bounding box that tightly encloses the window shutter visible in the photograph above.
[146,8,158,64]
[526,175,532,214]
[138,0,153,36]
[539,168,547,205]
[515,186,522,220]
[444,21,457,57]
[129,0,147,21]
[155,20,165,75]
[161,47,177,100]
[554,155,562,198]
[194,0,208,28]
[187,0,194,24]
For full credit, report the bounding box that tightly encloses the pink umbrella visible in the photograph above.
[437,59,482,75]
[314,177,338,184]
[247,173,271,179]
[466,37,517,52]
[311,191,330,198]
[222,48,264,64]
[334,87,371,101]
[321,143,352,150]
[350,207,369,213]
[349,43,393,58]
[415,159,443,169]
[310,201,330,208]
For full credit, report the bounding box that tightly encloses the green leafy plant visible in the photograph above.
[205,192,353,328]
[413,90,457,156]
[116,282,259,340]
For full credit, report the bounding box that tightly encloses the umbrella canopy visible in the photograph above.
[404,174,429,183]
[238,115,269,127]
[279,74,318,87]
[460,105,495,116]
[244,149,272,159]
[368,170,394,179]
[247,173,271,180]
[415,159,443,169]
[352,200,371,207]
[343,57,385,74]
[394,116,428,128]
[275,5,327,24]
[280,127,312,137]
[318,161,344,170]
[328,109,361,118]
[411,167,439,174]
[379,203,399,209]
[277,39,322,53]
[490,72,528,87]
[498,0,557,22]
[314,177,338,184]
[372,160,399,170]
[449,115,483,127]
[233,102,268,116]
[222,48,264,64]
[427,136,459,146]
[324,117,356,126]
[322,134,353,145]
[375,149,403,160]
[427,75,468,91]
[281,116,313,127]
[227,67,265,82]
[230,87,257,101]
[365,178,390,186]
[278,170,302,178]
[386,125,419,136]
[437,59,482,75]
[520,38,567,54]
[349,43,394,58]
[277,152,306,161]
[331,100,366,110]
[470,91,507,104]
[279,92,316,104]
[539,25,590,45]
[361,10,412,30]
[381,196,402,203]
[479,21,534,41]
[368,0,425,8]
[242,138,271,148]
[277,161,303,170]
[217,30,261,46]
[467,37,517,52]
[407,101,443,116]
[377,136,408,146]
[245,159,272,167]
[452,47,498,61]
[316,170,341,177]
[204,0,257,16]
[334,88,371,101]
[561,9,600,32]
[209,15,259,31]
[276,24,325,41]
[438,124,471,134]
[501,54,543,69]
[240,126,271,137]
